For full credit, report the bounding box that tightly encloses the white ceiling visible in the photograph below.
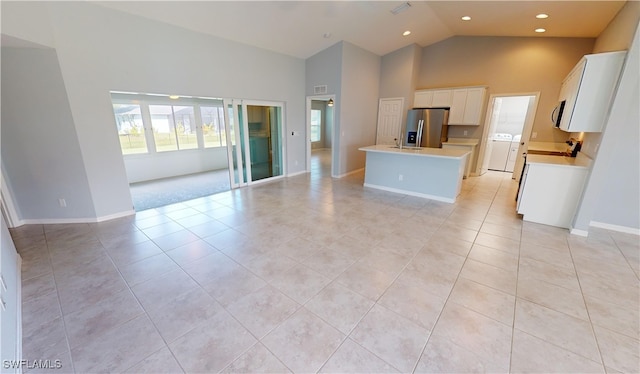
[8,1,628,58]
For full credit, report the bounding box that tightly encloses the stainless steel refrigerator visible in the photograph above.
[404,108,449,148]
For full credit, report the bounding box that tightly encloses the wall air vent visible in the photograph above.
[314,85,328,95]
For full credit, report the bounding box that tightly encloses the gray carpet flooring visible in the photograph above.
[128,149,332,211]
[129,170,231,211]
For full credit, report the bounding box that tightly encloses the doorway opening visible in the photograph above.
[478,93,539,181]
[111,93,285,211]
[307,96,335,178]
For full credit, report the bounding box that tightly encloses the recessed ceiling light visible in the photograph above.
[536,13,549,19]
[403,30,411,36]
[323,33,331,39]
[535,28,546,33]
[461,16,471,21]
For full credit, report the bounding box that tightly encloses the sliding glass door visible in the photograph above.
[224,100,285,187]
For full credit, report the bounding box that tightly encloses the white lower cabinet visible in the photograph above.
[517,156,590,228]
[442,141,478,178]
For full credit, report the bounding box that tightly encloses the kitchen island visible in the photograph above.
[359,145,470,203]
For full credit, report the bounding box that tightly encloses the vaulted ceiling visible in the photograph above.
[94,1,626,59]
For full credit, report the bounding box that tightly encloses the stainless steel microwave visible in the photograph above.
[551,100,566,128]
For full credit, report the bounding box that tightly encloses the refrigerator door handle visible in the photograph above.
[417,120,424,147]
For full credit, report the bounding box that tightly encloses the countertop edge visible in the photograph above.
[526,154,592,168]
[359,145,470,159]
[442,138,480,146]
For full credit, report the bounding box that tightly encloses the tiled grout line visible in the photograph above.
[566,232,613,373]
[99,235,189,374]
[25,169,624,370]
[41,226,79,374]
[498,175,524,374]
[408,172,510,373]
[143,201,308,373]
[313,202,445,373]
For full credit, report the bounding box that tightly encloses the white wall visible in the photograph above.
[124,148,229,184]
[306,42,343,175]
[494,96,529,136]
[379,44,422,127]
[305,41,380,176]
[339,42,381,175]
[1,47,97,222]
[573,23,640,233]
[417,36,595,143]
[2,2,306,221]
[577,2,640,159]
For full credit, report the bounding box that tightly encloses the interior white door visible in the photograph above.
[478,93,539,179]
[512,95,540,181]
[376,97,404,145]
[479,97,502,175]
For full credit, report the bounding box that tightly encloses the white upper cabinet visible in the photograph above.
[449,89,467,124]
[447,87,487,126]
[414,86,487,126]
[431,90,452,107]
[556,51,626,132]
[414,89,454,108]
[413,90,433,108]
[461,87,487,125]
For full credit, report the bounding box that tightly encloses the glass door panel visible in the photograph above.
[245,104,283,181]
[237,104,248,183]
[224,100,246,188]
[223,100,284,187]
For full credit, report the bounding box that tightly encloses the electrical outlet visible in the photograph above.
[58,198,67,208]
[531,132,538,139]
[463,131,468,136]
[295,160,298,166]
[399,174,403,181]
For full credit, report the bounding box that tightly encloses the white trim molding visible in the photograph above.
[19,209,136,226]
[363,183,455,204]
[336,168,364,179]
[590,221,640,236]
[287,170,308,178]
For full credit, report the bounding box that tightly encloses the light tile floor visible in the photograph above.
[15,149,640,373]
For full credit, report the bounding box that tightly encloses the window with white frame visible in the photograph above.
[111,93,226,155]
[113,103,148,154]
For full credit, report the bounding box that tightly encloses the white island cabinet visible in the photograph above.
[359,145,469,203]
[517,154,592,228]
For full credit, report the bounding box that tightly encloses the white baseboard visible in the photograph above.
[287,170,308,177]
[363,183,455,203]
[590,221,640,236]
[18,209,136,226]
[96,209,136,222]
[569,227,589,237]
[336,168,364,179]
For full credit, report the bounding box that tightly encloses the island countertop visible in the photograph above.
[359,145,470,159]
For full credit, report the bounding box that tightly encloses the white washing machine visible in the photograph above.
[488,133,513,171]
[505,134,521,172]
